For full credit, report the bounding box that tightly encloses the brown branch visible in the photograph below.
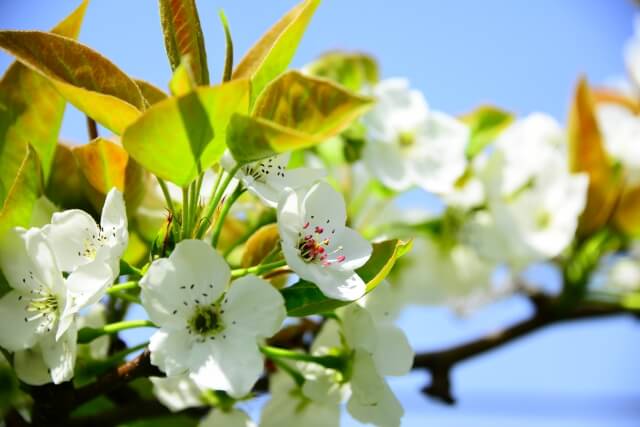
[86,116,98,140]
[413,294,640,404]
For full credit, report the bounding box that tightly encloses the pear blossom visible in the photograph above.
[312,303,413,427]
[43,188,128,285]
[596,104,640,186]
[259,369,342,427]
[362,78,469,194]
[201,408,256,427]
[151,374,204,412]
[0,227,112,384]
[277,182,372,301]
[222,152,325,207]
[606,257,640,292]
[140,239,286,397]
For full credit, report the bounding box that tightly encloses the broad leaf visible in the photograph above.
[0,147,41,238]
[135,79,168,106]
[169,59,196,97]
[568,77,623,236]
[305,51,379,91]
[0,31,145,134]
[158,0,209,85]
[461,105,513,158]
[122,79,250,187]
[0,1,88,197]
[73,138,128,193]
[241,223,280,268]
[282,239,412,316]
[46,143,95,214]
[232,0,320,103]
[228,71,373,163]
[614,185,640,236]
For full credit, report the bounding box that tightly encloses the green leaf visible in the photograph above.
[0,146,41,238]
[461,105,513,158]
[219,10,234,83]
[158,0,209,85]
[0,1,88,196]
[305,51,379,92]
[135,79,168,106]
[169,58,196,97]
[45,143,96,214]
[227,71,373,163]
[282,239,412,316]
[232,0,321,103]
[0,30,145,134]
[122,79,250,187]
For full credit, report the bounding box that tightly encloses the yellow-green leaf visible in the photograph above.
[614,185,640,236]
[122,79,250,187]
[73,138,128,193]
[0,1,88,197]
[0,147,41,238]
[158,0,209,85]
[135,79,168,106]
[169,58,196,97]
[305,51,378,92]
[461,105,513,158]
[241,223,280,268]
[0,30,145,134]
[568,77,623,236]
[282,239,412,316]
[232,0,320,103]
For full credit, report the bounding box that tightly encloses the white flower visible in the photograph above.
[0,227,112,384]
[43,188,128,284]
[312,303,413,427]
[151,374,204,412]
[278,182,372,301]
[596,104,640,186]
[362,78,469,193]
[77,304,109,360]
[606,257,640,292]
[222,152,325,207]
[259,369,341,427]
[201,408,256,427]
[140,239,286,397]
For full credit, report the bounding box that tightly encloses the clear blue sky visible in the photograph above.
[1,1,639,426]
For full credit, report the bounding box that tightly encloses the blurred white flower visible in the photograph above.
[223,152,325,207]
[606,257,640,292]
[43,188,128,284]
[201,408,256,427]
[596,104,640,186]
[151,374,204,412]
[77,304,109,360]
[362,78,468,194]
[0,227,112,384]
[140,239,286,397]
[278,182,372,301]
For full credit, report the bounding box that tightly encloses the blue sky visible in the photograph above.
[1,1,640,426]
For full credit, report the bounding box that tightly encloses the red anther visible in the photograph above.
[303,222,310,229]
[322,260,331,266]
[337,255,346,263]
[315,226,324,234]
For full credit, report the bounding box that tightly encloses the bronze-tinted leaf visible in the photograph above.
[45,143,95,214]
[568,77,622,236]
[241,223,280,268]
[73,138,128,193]
[232,0,320,103]
[0,30,145,134]
[305,51,379,92]
[158,0,209,85]
[614,184,640,236]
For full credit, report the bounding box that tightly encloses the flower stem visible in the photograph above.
[107,281,139,294]
[231,259,287,278]
[78,320,156,344]
[109,291,140,304]
[181,185,190,239]
[196,165,241,238]
[211,187,246,248]
[260,345,346,371]
[157,177,176,215]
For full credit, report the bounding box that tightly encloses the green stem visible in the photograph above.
[78,320,156,344]
[211,187,246,248]
[271,357,305,387]
[157,177,176,215]
[107,281,139,295]
[231,259,287,278]
[103,342,148,365]
[119,260,143,278]
[196,165,241,238]
[182,185,191,239]
[109,291,140,304]
[260,345,346,371]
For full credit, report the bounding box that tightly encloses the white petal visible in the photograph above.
[188,333,263,398]
[311,319,342,354]
[373,323,413,377]
[43,210,100,272]
[149,329,192,376]
[41,322,77,384]
[200,408,256,427]
[222,275,286,339]
[301,182,347,237]
[347,350,404,427]
[307,266,366,301]
[100,189,129,269]
[14,346,51,385]
[331,227,372,271]
[140,240,229,329]
[363,140,412,191]
[341,304,377,353]
[279,167,326,191]
[151,374,203,412]
[78,304,109,359]
[64,260,114,320]
[277,188,304,239]
[0,290,46,351]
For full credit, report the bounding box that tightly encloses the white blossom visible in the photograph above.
[362,78,468,194]
[0,227,112,384]
[140,239,286,398]
[222,152,325,207]
[201,408,256,427]
[151,374,204,412]
[278,182,372,301]
[596,104,640,186]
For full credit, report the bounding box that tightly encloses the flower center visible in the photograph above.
[79,225,115,261]
[23,286,59,333]
[243,157,285,184]
[296,219,346,267]
[188,305,222,338]
[536,210,552,229]
[398,131,415,148]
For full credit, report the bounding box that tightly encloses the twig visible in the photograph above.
[86,116,98,140]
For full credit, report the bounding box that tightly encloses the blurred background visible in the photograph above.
[1,1,639,425]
